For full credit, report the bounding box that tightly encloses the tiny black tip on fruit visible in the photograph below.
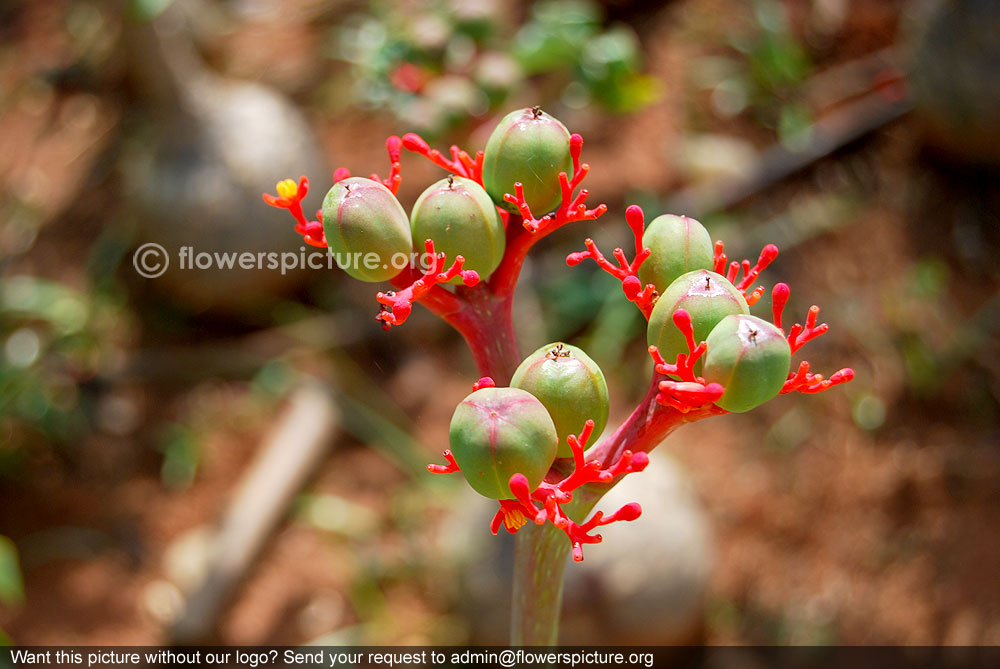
[705,276,711,290]
[749,329,759,343]
[531,105,543,118]
[447,174,455,188]
[546,343,570,359]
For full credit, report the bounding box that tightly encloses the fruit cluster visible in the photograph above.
[265,106,853,561]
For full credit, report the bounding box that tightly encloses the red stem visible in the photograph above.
[489,214,532,298]
[448,289,521,383]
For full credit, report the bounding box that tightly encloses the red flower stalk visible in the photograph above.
[769,282,855,394]
[333,136,404,195]
[375,239,480,330]
[262,176,328,248]
[401,133,484,183]
[566,204,658,318]
[503,134,607,234]
[429,417,649,561]
[647,309,726,412]
[782,361,855,394]
[713,240,779,306]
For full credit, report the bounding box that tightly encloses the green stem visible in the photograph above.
[508,375,720,645]
[510,522,572,646]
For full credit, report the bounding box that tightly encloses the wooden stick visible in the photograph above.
[169,381,338,643]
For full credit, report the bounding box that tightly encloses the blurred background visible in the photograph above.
[1,0,999,647]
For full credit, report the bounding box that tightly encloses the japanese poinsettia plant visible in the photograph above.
[264,106,853,644]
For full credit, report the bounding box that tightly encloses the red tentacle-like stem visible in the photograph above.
[333,136,404,195]
[770,282,829,353]
[647,310,726,412]
[770,283,855,395]
[401,133,484,184]
[713,240,778,305]
[429,417,648,561]
[375,239,480,330]
[566,204,658,318]
[781,361,855,394]
[503,134,606,234]
[489,135,606,298]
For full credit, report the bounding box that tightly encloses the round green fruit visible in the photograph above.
[703,314,791,413]
[410,176,505,284]
[322,177,412,282]
[637,214,714,293]
[511,342,609,457]
[647,270,749,366]
[482,107,573,215]
[449,387,558,500]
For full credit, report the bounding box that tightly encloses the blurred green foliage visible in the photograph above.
[329,0,658,136]
[0,276,121,473]
[0,536,24,608]
[691,0,815,149]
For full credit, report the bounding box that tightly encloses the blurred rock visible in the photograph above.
[123,1,327,314]
[674,134,758,184]
[449,450,713,644]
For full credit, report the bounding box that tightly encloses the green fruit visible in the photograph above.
[322,177,412,282]
[637,214,714,293]
[647,270,749,366]
[410,176,505,284]
[511,342,609,457]
[449,387,558,500]
[703,314,791,413]
[482,107,573,215]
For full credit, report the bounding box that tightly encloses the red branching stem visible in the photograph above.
[786,305,829,354]
[381,135,404,194]
[503,135,606,235]
[489,420,650,561]
[769,282,852,395]
[427,449,460,474]
[428,416,651,560]
[646,310,726,412]
[488,135,605,298]
[401,133,484,184]
[263,176,328,247]
[713,240,779,299]
[773,282,830,354]
[566,204,658,318]
[333,136,404,194]
[781,361,855,394]
[375,239,480,330]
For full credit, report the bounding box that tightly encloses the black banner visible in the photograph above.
[3,646,999,669]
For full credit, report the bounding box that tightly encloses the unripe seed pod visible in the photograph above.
[449,387,558,500]
[411,175,505,284]
[647,270,749,365]
[511,342,609,457]
[703,314,791,413]
[322,177,412,282]
[637,214,714,293]
[482,106,573,215]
